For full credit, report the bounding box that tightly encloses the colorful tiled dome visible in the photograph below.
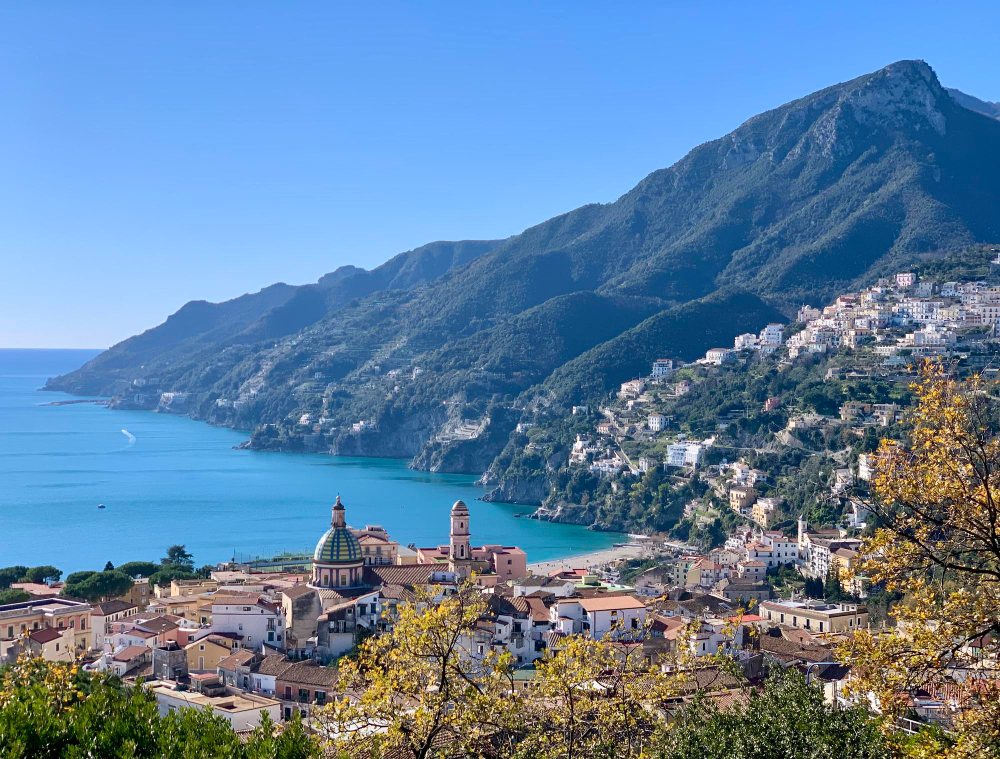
[313,495,362,565]
[313,526,362,564]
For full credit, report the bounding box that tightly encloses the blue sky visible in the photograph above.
[2,2,998,348]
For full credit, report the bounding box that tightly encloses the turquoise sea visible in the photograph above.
[0,349,619,574]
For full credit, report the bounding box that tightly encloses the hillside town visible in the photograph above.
[556,261,1000,533]
[0,482,975,740]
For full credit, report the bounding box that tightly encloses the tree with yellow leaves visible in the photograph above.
[318,582,525,759]
[841,362,1000,758]
[515,630,685,759]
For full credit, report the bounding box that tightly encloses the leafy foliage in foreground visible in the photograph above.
[657,667,890,759]
[0,656,319,759]
[841,363,1000,759]
[320,582,892,759]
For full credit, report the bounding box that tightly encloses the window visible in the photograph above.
[314,690,326,705]
[298,688,309,703]
[55,643,60,652]
[243,607,251,612]
[199,644,205,651]
[238,624,243,631]
[70,620,75,629]
[80,618,86,630]
[5,626,11,638]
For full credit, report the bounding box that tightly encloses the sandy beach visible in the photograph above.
[527,542,654,574]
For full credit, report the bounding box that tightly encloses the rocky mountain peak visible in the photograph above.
[843,59,947,135]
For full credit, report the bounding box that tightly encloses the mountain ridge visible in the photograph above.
[47,60,1000,511]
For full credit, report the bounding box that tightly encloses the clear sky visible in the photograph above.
[2,2,998,349]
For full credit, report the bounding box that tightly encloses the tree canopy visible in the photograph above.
[842,363,1000,758]
[0,655,320,759]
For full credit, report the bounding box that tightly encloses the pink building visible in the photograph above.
[415,501,528,580]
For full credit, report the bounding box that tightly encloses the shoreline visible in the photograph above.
[527,541,654,574]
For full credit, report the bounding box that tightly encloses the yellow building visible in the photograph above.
[0,598,92,657]
[118,578,151,610]
[760,600,868,634]
[185,636,233,672]
[147,595,200,620]
[159,578,219,599]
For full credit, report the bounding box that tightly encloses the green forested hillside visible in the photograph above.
[45,61,1000,531]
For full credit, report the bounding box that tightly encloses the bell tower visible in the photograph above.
[449,500,473,577]
[332,494,346,528]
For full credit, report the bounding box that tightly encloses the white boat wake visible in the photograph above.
[121,429,136,445]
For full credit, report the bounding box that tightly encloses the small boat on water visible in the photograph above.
[98,504,105,509]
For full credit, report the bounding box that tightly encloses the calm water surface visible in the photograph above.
[0,349,619,573]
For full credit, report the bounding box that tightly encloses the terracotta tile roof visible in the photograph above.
[123,661,153,679]
[317,588,376,605]
[758,633,833,663]
[29,628,64,644]
[379,584,417,603]
[523,597,551,623]
[123,629,157,639]
[218,649,256,671]
[277,661,339,688]
[321,598,361,615]
[363,565,441,586]
[91,600,137,616]
[135,616,180,634]
[280,585,316,600]
[112,645,150,661]
[253,654,294,677]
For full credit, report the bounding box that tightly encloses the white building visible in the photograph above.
[550,596,647,639]
[619,379,646,399]
[734,333,758,350]
[210,596,286,651]
[704,348,735,365]
[665,441,704,469]
[149,680,281,731]
[89,600,139,652]
[759,323,785,347]
[760,531,798,565]
[647,413,666,432]
[650,359,674,377]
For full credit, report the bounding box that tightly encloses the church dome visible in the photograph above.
[313,526,362,564]
[313,496,362,565]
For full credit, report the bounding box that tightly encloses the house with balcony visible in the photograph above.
[550,595,647,640]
